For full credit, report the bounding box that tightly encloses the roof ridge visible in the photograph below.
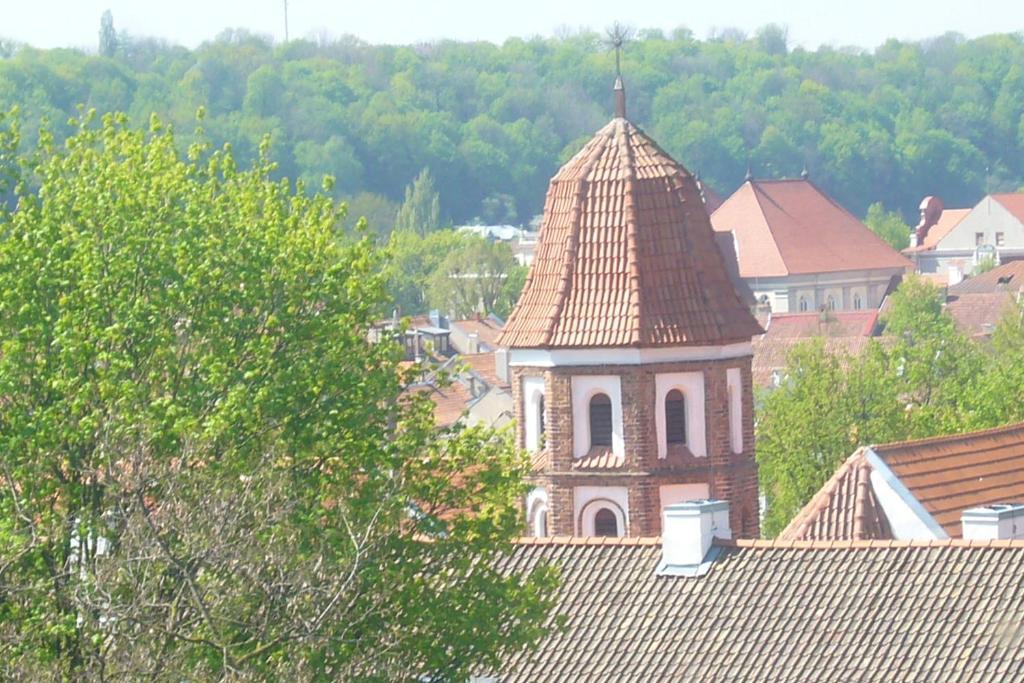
[513,536,1024,548]
[619,121,643,346]
[872,421,1024,454]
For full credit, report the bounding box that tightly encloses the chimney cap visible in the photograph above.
[657,499,731,577]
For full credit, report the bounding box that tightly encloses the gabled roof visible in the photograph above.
[875,422,1024,537]
[711,179,914,277]
[492,537,1024,681]
[450,317,504,350]
[946,292,1015,339]
[993,192,1024,223]
[780,450,891,540]
[949,260,1024,295]
[781,421,1024,540]
[499,118,761,349]
[459,352,509,390]
[904,208,971,252]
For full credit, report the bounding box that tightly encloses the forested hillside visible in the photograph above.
[2,25,1023,229]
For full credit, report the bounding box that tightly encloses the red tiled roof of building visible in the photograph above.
[491,538,1024,681]
[751,310,879,388]
[874,421,1024,538]
[779,450,892,541]
[498,118,762,349]
[949,260,1024,295]
[459,352,508,390]
[781,421,1024,541]
[993,192,1024,223]
[711,179,914,277]
[946,292,1015,339]
[411,381,475,428]
[451,317,504,349]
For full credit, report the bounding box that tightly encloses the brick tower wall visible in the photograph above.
[511,355,761,538]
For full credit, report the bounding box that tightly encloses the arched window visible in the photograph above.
[853,293,863,310]
[665,389,687,445]
[593,508,618,537]
[826,295,837,311]
[589,393,613,447]
[798,296,809,312]
[538,395,546,440]
[533,508,548,537]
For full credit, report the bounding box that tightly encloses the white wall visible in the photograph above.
[570,375,624,459]
[938,196,1024,251]
[654,371,706,458]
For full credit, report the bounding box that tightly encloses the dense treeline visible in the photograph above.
[2,24,1023,229]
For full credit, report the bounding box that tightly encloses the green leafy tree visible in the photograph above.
[758,276,984,536]
[0,111,555,679]
[864,202,910,250]
[394,167,441,236]
[426,236,520,318]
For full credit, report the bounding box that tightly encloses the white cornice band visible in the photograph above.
[508,342,753,367]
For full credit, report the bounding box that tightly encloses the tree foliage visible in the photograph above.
[394,167,440,237]
[864,201,910,250]
[2,28,1023,224]
[0,110,555,679]
[757,276,989,536]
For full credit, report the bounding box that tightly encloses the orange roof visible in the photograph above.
[875,422,1024,537]
[905,208,970,252]
[751,310,878,388]
[946,292,1015,338]
[711,179,914,277]
[782,421,1024,540]
[949,259,1024,295]
[993,193,1024,222]
[411,382,474,428]
[780,450,891,541]
[459,352,508,390]
[450,317,504,349]
[499,117,762,349]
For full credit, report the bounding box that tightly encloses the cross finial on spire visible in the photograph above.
[800,164,809,180]
[607,23,632,119]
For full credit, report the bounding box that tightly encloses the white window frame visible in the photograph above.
[571,376,624,459]
[727,367,744,454]
[522,376,546,452]
[655,372,706,458]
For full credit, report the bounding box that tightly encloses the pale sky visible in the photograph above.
[4,0,1023,51]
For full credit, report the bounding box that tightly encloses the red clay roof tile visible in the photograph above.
[711,179,914,277]
[498,118,761,349]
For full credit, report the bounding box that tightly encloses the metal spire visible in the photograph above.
[607,23,631,119]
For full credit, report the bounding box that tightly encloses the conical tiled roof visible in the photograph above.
[499,118,762,349]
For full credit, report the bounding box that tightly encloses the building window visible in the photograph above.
[665,389,687,445]
[997,232,1006,247]
[826,295,836,311]
[976,232,985,246]
[538,395,546,440]
[589,394,613,447]
[853,293,863,310]
[593,508,618,537]
[798,296,809,312]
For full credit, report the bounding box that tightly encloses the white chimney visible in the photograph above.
[948,264,964,287]
[657,500,731,576]
[961,503,1024,540]
[467,332,480,354]
[494,348,509,384]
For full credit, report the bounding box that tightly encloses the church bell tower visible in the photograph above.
[498,76,763,538]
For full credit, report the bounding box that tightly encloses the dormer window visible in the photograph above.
[593,508,619,537]
[665,389,687,445]
[589,394,613,447]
